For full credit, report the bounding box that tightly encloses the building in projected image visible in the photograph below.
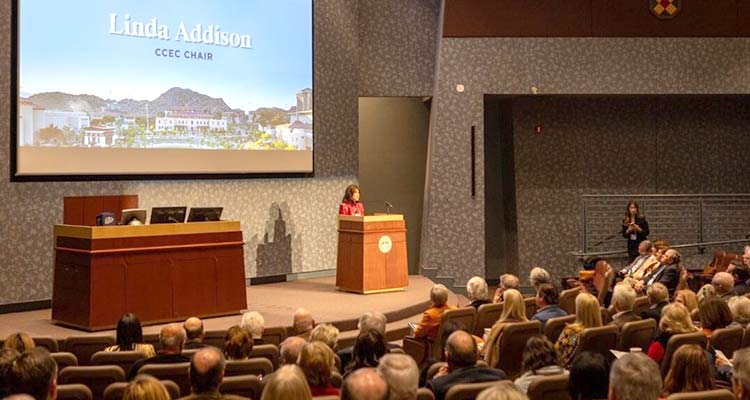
[18,100,89,146]
[155,110,228,133]
[289,88,312,124]
[43,110,91,131]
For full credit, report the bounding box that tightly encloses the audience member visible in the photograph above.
[647,303,699,363]
[729,260,750,296]
[223,325,253,360]
[280,336,307,365]
[531,284,567,330]
[4,333,34,353]
[104,313,156,357]
[698,297,733,344]
[240,311,265,345]
[555,293,602,368]
[484,289,528,367]
[660,344,713,398]
[339,312,392,367]
[639,283,669,322]
[609,283,641,328]
[568,352,609,400]
[377,353,419,400]
[309,323,340,353]
[673,289,699,317]
[732,348,750,400]
[128,323,190,379]
[298,341,339,396]
[697,283,717,303]
[493,274,520,303]
[183,347,245,400]
[344,329,388,378]
[608,352,662,400]
[619,240,654,279]
[0,348,19,398]
[184,317,207,349]
[477,381,529,400]
[260,364,312,400]
[529,267,551,289]
[466,277,491,310]
[632,240,669,281]
[414,284,455,341]
[513,335,567,394]
[427,331,506,400]
[340,368,388,400]
[713,271,737,301]
[418,320,468,387]
[636,249,680,296]
[122,375,170,400]
[729,296,750,328]
[293,308,315,340]
[8,348,57,400]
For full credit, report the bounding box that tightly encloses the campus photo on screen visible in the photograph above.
[16,0,313,176]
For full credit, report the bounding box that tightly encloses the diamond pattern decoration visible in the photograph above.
[650,0,681,19]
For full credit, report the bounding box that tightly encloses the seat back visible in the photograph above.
[497,321,542,378]
[473,303,504,336]
[402,336,430,367]
[577,325,619,359]
[417,387,437,400]
[219,374,262,399]
[527,373,571,400]
[103,380,180,400]
[34,336,60,353]
[182,348,200,358]
[711,326,744,358]
[544,315,576,342]
[202,330,228,349]
[249,344,280,369]
[432,308,477,359]
[665,389,736,400]
[559,287,580,315]
[525,297,538,319]
[618,319,656,351]
[633,296,650,316]
[426,362,447,381]
[661,332,707,377]
[594,261,614,305]
[445,381,500,400]
[58,365,126,400]
[90,351,148,377]
[142,333,161,351]
[261,326,287,347]
[57,384,93,400]
[138,363,191,396]
[63,336,116,366]
[51,352,79,373]
[225,358,274,377]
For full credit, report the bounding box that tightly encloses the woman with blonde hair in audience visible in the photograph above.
[298,341,339,396]
[122,375,170,400]
[484,289,528,367]
[555,293,602,368]
[104,313,156,357]
[261,364,313,400]
[647,303,699,363]
[660,344,713,398]
[224,325,254,360]
[309,323,340,353]
[478,381,530,400]
[674,290,698,315]
[729,296,750,328]
[697,284,716,303]
[3,333,34,353]
[698,297,733,344]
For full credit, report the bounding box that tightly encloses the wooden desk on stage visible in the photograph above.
[336,215,408,294]
[52,221,247,331]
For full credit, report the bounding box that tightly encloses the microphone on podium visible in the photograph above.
[385,201,394,215]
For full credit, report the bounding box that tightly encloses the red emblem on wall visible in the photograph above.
[650,0,681,19]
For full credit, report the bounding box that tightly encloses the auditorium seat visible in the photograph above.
[56,384,93,400]
[33,336,60,353]
[445,381,501,400]
[633,296,650,316]
[593,261,614,306]
[51,352,79,372]
[225,358,274,377]
[525,298,538,319]
[63,336,116,366]
[712,326,743,358]
[665,389,735,400]
[618,319,656,352]
[576,325,619,359]
[58,365,126,400]
[527,373,571,400]
[249,343,280,369]
[103,380,180,400]
[417,387,437,400]
[559,287,580,315]
[261,326,287,346]
[496,320,541,378]
[138,363,191,395]
[473,303,503,336]
[202,330,228,349]
[182,348,200,358]
[660,332,707,377]
[143,332,161,350]
[403,308,476,365]
[544,315,576,343]
[219,374,261,399]
[426,362,447,381]
[90,350,148,377]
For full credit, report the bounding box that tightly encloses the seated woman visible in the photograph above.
[122,375,171,400]
[343,329,388,379]
[729,296,750,328]
[484,289,528,368]
[661,344,713,398]
[555,293,602,368]
[698,297,734,345]
[261,364,313,400]
[674,289,699,320]
[647,303,699,363]
[310,323,341,354]
[224,325,254,360]
[298,341,339,397]
[3,333,34,353]
[568,352,609,400]
[414,284,455,341]
[104,313,156,357]
[466,277,491,310]
[514,335,568,394]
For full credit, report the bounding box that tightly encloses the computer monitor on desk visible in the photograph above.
[120,209,147,225]
[187,207,223,222]
[150,207,187,224]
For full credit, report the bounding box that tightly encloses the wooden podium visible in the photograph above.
[336,215,408,294]
[52,221,247,331]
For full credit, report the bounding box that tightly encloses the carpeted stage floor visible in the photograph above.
[0,275,464,340]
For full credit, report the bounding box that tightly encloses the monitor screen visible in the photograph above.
[149,206,188,224]
[187,207,223,222]
[13,0,313,180]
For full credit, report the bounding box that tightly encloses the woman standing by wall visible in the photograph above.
[622,200,649,262]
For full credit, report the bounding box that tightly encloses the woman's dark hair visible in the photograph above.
[224,326,254,360]
[342,184,360,203]
[116,313,143,351]
[521,335,560,374]
[661,344,713,397]
[622,200,642,224]
[698,297,734,331]
[569,352,609,400]
[345,329,387,374]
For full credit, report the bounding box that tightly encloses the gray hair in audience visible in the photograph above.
[476,381,529,400]
[499,274,520,290]
[609,352,661,400]
[280,336,307,365]
[466,277,489,301]
[376,353,419,400]
[430,284,449,307]
[358,312,387,335]
[734,348,750,394]
[159,323,187,350]
[612,283,637,311]
[240,311,265,339]
[529,267,551,288]
[729,296,750,326]
[293,308,314,334]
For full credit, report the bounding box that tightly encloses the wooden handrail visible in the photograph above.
[55,241,245,255]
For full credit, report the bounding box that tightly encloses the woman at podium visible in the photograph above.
[339,184,364,216]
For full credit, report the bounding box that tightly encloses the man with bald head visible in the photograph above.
[293,308,315,340]
[280,336,306,365]
[128,323,190,379]
[181,347,244,400]
[426,331,506,400]
[341,368,388,400]
[184,317,207,349]
[713,271,736,301]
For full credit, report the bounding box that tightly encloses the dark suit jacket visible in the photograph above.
[128,353,191,380]
[643,264,680,295]
[469,299,491,310]
[184,340,208,349]
[734,283,750,296]
[426,365,506,400]
[338,342,400,368]
[639,301,668,322]
[610,310,642,328]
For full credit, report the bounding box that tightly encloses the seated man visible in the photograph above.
[635,249,680,296]
[492,274,520,303]
[531,284,567,329]
[240,311,265,345]
[182,347,245,400]
[414,284,455,341]
[184,317,207,349]
[280,336,307,365]
[466,277,491,310]
[619,240,653,279]
[341,368,388,400]
[377,354,419,400]
[129,323,190,379]
[426,331,506,400]
[609,283,641,328]
[729,261,750,296]
[8,348,57,400]
[638,283,669,322]
[608,353,662,400]
[293,308,315,340]
[713,271,737,301]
